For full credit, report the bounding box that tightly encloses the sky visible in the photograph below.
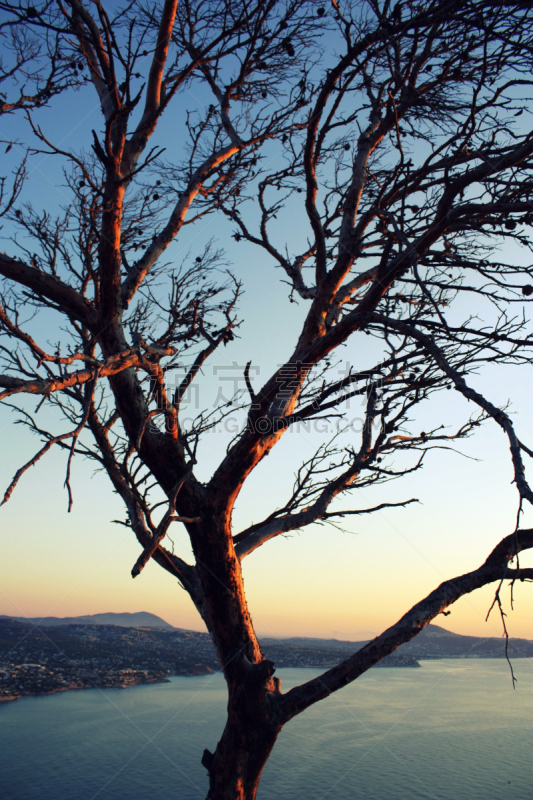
[1,17,533,645]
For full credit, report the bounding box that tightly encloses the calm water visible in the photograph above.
[1,660,532,800]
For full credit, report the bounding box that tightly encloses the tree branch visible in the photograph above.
[279,528,533,722]
[0,253,96,325]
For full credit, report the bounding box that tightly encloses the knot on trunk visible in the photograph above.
[248,658,276,685]
[201,748,214,772]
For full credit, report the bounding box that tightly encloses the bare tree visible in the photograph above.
[2,1,533,797]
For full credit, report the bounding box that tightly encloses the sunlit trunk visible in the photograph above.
[204,686,282,800]
[195,510,283,800]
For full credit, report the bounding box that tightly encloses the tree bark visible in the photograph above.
[204,678,282,800]
[192,508,283,800]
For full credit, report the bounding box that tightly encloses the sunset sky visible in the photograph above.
[1,40,533,645]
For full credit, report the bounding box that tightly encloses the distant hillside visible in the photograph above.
[0,617,216,701]
[263,624,533,659]
[262,625,462,652]
[396,624,533,659]
[0,612,176,630]
[0,616,417,703]
[2,615,532,659]
[3,615,532,703]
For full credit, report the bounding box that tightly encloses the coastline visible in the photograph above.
[0,656,419,705]
[0,674,173,705]
[0,658,418,706]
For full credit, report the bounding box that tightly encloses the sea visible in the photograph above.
[1,659,532,800]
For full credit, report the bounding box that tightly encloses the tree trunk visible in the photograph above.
[191,509,284,799]
[203,669,283,800]
[204,708,281,800]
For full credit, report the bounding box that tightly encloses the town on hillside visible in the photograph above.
[2,612,531,703]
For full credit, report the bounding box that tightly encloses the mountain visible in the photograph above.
[396,624,533,659]
[264,624,533,659]
[0,612,176,630]
[2,614,531,659]
[3,616,531,703]
[0,616,417,703]
[0,617,217,702]
[262,625,462,651]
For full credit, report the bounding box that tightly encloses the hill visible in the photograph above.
[263,623,533,659]
[396,624,533,659]
[0,611,176,630]
[0,617,216,703]
[0,617,416,703]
